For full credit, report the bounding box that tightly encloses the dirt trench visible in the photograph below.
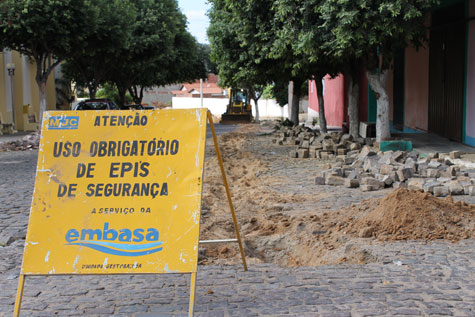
[198,124,475,267]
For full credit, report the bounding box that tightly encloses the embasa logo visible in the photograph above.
[48,116,79,130]
[65,223,163,256]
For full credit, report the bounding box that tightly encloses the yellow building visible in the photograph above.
[0,50,57,132]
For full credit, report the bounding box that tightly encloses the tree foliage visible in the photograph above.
[62,0,135,99]
[0,0,98,117]
[0,0,207,113]
[96,83,132,105]
[208,0,276,121]
[270,0,345,131]
[197,44,218,75]
[318,0,438,140]
[272,81,290,107]
[105,0,206,106]
[208,1,275,87]
[208,0,438,136]
[208,0,341,126]
[318,0,437,71]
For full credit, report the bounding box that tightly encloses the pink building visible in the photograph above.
[309,0,475,147]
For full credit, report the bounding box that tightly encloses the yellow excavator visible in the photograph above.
[221,88,253,123]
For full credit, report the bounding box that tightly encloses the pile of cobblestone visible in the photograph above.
[274,125,370,159]
[273,125,475,196]
[0,132,40,151]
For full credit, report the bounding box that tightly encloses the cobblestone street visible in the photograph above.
[1,145,474,316]
[1,0,475,315]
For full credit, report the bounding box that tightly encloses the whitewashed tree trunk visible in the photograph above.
[366,70,390,141]
[35,54,61,123]
[38,82,47,123]
[249,87,262,123]
[287,81,293,120]
[348,76,360,138]
[254,99,260,122]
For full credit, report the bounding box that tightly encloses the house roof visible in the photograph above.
[172,74,225,97]
[172,87,224,95]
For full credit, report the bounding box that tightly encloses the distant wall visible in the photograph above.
[172,97,288,119]
[172,97,227,117]
[143,84,181,106]
[308,75,345,127]
[0,50,55,131]
[252,99,288,119]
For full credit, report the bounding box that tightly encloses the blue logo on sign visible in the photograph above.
[48,116,79,130]
[65,223,163,256]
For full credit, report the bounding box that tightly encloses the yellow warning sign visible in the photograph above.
[21,109,207,275]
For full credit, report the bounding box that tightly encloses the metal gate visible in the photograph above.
[429,2,466,142]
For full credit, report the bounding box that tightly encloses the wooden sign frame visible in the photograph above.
[14,110,246,317]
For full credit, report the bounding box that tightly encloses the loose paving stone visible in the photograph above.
[344,178,360,188]
[407,177,425,190]
[433,185,450,197]
[448,180,465,195]
[397,168,414,182]
[277,125,475,198]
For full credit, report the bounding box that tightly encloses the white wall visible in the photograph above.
[252,99,288,119]
[142,84,181,106]
[308,107,319,123]
[172,97,288,119]
[172,97,228,116]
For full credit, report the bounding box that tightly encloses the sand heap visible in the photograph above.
[346,188,475,241]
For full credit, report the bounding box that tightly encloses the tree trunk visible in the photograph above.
[88,84,97,99]
[38,82,47,123]
[348,76,360,138]
[290,79,301,126]
[252,97,260,123]
[117,86,127,107]
[128,86,144,105]
[138,87,144,104]
[315,77,327,133]
[254,99,260,122]
[249,86,263,123]
[34,54,61,122]
[287,81,293,120]
[367,70,390,141]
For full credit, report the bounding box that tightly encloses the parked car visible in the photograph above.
[74,99,120,110]
[120,104,156,110]
[120,104,145,110]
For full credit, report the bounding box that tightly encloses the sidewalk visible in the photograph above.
[393,132,475,155]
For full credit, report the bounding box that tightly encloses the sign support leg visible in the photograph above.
[188,272,197,317]
[14,274,25,317]
[206,111,248,271]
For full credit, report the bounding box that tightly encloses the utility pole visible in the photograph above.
[200,78,203,108]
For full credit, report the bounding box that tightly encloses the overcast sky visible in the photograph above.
[178,0,211,44]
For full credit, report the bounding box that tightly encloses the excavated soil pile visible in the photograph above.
[346,188,475,241]
[199,126,475,267]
